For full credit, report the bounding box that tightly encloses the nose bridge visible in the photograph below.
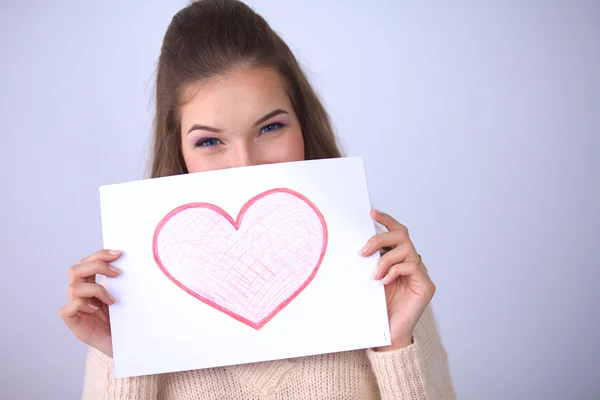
[232,139,256,167]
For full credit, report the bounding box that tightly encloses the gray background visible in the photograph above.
[1,1,598,399]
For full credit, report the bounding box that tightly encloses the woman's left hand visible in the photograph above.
[361,209,436,351]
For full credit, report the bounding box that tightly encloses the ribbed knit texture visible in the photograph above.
[81,304,455,399]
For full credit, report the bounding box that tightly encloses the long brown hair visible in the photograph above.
[149,0,343,178]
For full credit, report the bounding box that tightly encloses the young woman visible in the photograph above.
[60,1,455,398]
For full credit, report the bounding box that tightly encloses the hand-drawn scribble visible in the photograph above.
[152,188,328,330]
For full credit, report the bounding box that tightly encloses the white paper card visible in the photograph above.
[99,156,390,378]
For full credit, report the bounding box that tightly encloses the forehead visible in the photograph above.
[179,67,292,127]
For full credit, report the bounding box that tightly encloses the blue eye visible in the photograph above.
[195,138,222,147]
[259,122,286,135]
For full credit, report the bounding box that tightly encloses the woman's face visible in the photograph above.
[179,67,305,173]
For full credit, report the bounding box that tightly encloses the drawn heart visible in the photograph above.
[152,188,328,330]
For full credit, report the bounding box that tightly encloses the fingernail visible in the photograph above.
[108,293,117,303]
[109,265,120,274]
[372,267,380,279]
[361,243,370,255]
[109,250,121,255]
[381,275,390,285]
[88,302,98,310]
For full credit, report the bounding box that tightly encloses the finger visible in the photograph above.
[94,301,111,325]
[384,263,436,298]
[373,243,419,279]
[68,282,117,304]
[361,231,409,257]
[380,261,420,284]
[59,298,100,321]
[370,209,408,235]
[80,249,122,265]
[382,261,436,297]
[70,249,122,281]
[68,259,120,284]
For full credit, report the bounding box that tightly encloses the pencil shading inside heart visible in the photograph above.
[152,188,328,329]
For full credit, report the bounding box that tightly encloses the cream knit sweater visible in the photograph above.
[81,305,455,399]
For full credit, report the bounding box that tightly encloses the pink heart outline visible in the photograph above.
[152,188,328,330]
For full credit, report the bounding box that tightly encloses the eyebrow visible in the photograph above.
[187,108,289,135]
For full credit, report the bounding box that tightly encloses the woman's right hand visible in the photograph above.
[59,249,121,358]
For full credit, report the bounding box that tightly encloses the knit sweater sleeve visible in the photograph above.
[366,305,456,399]
[81,346,158,400]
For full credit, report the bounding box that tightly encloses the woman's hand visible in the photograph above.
[59,249,121,358]
[361,209,436,351]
